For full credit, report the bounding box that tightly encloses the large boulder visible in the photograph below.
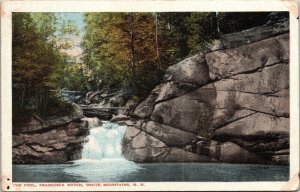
[123,20,289,165]
[81,117,102,128]
[122,126,212,163]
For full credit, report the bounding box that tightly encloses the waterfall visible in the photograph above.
[82,121,127,160]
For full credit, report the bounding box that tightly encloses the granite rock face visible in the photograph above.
[13,105,89,164]
[122,20,289,165]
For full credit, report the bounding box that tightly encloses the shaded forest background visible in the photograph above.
[12,12,288,122]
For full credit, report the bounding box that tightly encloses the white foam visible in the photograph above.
[82,122,127,160]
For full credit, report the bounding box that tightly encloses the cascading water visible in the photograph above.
[59,120,142,182]
[14,119,289,182]
[82,121,127,160]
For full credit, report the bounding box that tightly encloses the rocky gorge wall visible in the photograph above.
[13,104,89,164]
[121,19,290,165]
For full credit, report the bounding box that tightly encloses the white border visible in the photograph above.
[0,0,297,12]
[1,0,299,191]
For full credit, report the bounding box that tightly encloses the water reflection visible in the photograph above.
[13,160,289,182]
[63,158,143,182]
[13,163,86,182]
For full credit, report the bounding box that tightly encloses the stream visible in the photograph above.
[13,121,289,182]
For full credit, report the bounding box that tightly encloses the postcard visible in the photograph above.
[1,0,299,191]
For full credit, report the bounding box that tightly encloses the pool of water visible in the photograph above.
[13,158,289,182]
[13,122,290,182]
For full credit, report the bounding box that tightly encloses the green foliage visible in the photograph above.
[82,13,163,96]
[61,20,80,36]
[157,12,190,63]
[13,13,62,92]
[12,13,77,123]
[39,93,75,118]
[62,63,93,91]
[30,13,57,41]
[185,13,219,55]
[81,12,277,98]
[13,91,74,117]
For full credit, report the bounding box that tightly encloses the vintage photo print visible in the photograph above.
[1,0,299,191]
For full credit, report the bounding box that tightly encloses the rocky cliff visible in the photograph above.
[13,104,89,164]
[121,19,289,165]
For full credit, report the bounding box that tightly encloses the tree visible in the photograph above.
[155,13,160,68]
[30,13,57,41]
[82,13,161,96]
[157,12,190,63]
[12,13,76,124]
[185,12,219,55]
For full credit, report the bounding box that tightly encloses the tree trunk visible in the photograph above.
[129,13,136,93]
[216,12,220,34]
[21,86,25,107]
[155,13,160,68]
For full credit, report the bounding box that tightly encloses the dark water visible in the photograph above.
[13,158,289,182]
